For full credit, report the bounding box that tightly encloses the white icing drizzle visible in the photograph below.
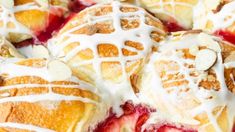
[140,33,235,132]
[48,1,164,115]
[0,122,55,132]
[139,0,195,28]
[0,4,31,39]
[14,2,48,12]
[0,93,97,104]
[193,1,235,32]
[0,58,99,131]
[95,0,194,28]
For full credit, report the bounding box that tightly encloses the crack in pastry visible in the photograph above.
[0,58,104,132]
[136,31,235,132]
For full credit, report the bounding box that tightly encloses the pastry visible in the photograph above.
[94,101,154,132]
[138,0,199,30]
[48,1,166,100]
[0,0,234,132]
[136,31,235,132]
[193,0,235,44]
[0,36,23,58]
[14,0,68,43]
[89,0,199,31]
[0,58,103,132]
[0,0,68,44]
[0,0,32,43]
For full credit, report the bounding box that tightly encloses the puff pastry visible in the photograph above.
[0,36,23,58]
[139,0,199,30]
[193,0,235,44]
[136,31,235,132]
[48,2,166,100]
[0,58,103,132]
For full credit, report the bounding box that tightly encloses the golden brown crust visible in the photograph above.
[52,2,166,85]
[0,36,23,58]
[137,31,235,131]
[14,0,49,33]
[139,0,199,28]
[0,59,100,132]
[154,35,235,92]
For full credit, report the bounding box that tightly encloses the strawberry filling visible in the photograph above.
[14,1,91,47]
[68,0,95,13]
[143,124,197,132]
[163,21,185,32]
[14,12,66,47]
[94,101,197,132]
[214,30,235,45]
[36,13,65,42]
[233,124,235,132]
[94,101,154,132]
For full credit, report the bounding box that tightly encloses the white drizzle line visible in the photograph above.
[0,58,99,131]
[0,93,97,104]
[147,2,193,8]
[141,33,235,132]
[0,58,99,103]
[14,2,48,12]
[140,0,195,28]
[193,1,235,32]
[0,122,55,132]
[0,5,31,38]
[207,1,235,31]
[48,1,164,114]
[0,84,89,91]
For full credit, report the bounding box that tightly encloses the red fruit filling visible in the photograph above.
[94,102,197,132]
[163,21,185,32]
[68,0,95,13]
[214,30,235,45]
[14,12,66,47]
[144,124,197,132]
[94,101,155,132]
[232,124,235,132]
[14,1,91,47]
[37,0,94,42]
[36,12,64,42]
[94,101,197,132]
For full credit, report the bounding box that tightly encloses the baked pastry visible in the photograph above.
[0,58,103,132]
[193,0,235,44]
[138,0,199,30]
[48,1,166,96]
[94,101,155,132]
[14,0,68,43]
[90,0,198,31]
[0,0,68,44]
[0,0,32,43]
[0,36,23,58]
[136,31,235,132]
[68,0,95,12]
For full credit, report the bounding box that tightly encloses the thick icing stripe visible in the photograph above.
[0,122,55,132]
[0,93,98,104]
